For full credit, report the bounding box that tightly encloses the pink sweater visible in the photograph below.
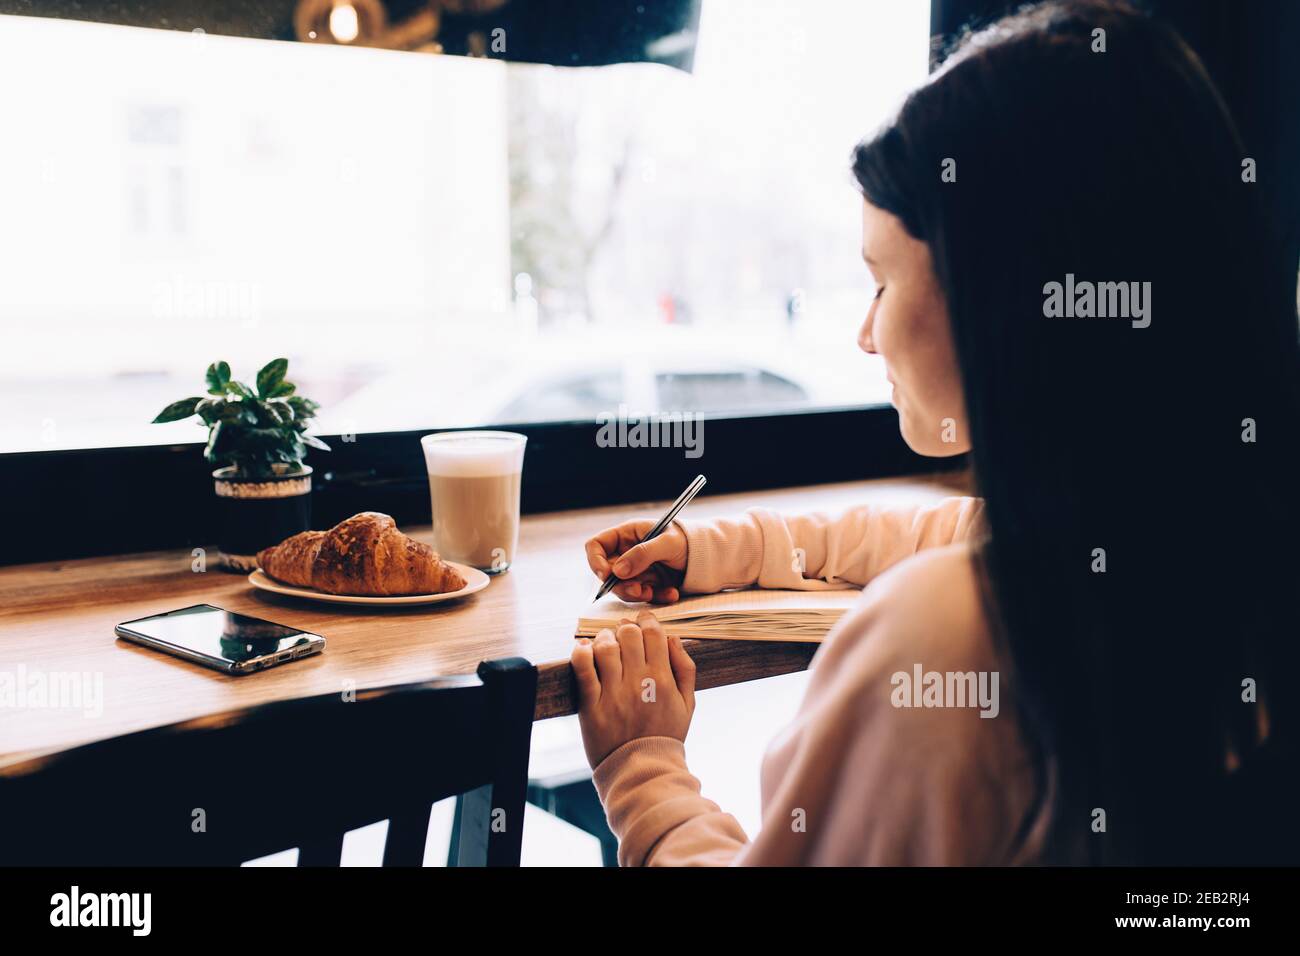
[591,497,1052,866]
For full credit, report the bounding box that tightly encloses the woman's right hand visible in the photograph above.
[584,519,688,604]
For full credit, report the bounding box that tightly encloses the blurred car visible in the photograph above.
[321,325,887,432]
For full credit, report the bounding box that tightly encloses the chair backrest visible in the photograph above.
[0,657,537,866]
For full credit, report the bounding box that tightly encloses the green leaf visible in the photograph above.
[205,361,231,395]
[287,395,319,419]
[243,401,272,428]
[301,433,331,452]
[152,397,204,424]
[255,358,288,398]
[194,397,223,424]
[203,420,226,464]
[224,380,254,400]
[269,380,296,398]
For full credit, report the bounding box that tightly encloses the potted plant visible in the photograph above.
[153,358,329,571]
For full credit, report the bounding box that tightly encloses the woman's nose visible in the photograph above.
[858,306,877,354]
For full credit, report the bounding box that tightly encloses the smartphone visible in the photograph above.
[116,604,326,675]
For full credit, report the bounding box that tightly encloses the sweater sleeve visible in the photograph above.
[591,737,749,867]
[677,496,984,594]
[591,544,1041,867]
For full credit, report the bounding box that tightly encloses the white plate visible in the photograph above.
[247,563,490,606]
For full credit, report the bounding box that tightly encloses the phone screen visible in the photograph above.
[117,604,324,672]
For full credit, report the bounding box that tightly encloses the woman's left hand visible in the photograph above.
[570,610,697,768]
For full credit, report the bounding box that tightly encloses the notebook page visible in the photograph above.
[581,586,862,624]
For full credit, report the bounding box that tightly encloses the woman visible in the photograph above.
[571,0,1299,866]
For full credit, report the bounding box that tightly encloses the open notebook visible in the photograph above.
[577,587,863,643]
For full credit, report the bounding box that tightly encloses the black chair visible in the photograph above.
[447,740,619,867]
[0,658,537,866]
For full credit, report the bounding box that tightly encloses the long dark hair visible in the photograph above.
[853,0,1300,864]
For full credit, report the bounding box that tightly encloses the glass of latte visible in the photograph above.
[420,431,527,574]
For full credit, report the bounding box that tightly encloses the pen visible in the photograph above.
[593,473,707,602]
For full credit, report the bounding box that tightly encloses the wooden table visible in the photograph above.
[0,474,966,767]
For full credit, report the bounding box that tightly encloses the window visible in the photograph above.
[0,1,929,455]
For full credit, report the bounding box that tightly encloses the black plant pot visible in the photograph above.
[212,465,313,572]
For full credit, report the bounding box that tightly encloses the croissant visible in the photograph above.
[257,513,466,596]
[256,529,326,589]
